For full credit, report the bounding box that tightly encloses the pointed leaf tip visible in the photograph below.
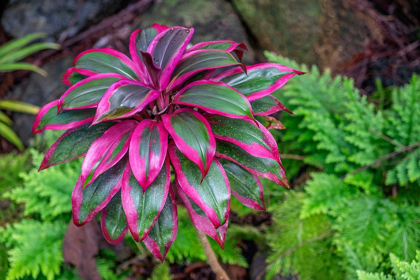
[142,187,177,261]
[162,108,215,177]
[173,80,254,121]
[121,158,170,242]
[129,119,168,191]
[169,144,230,229]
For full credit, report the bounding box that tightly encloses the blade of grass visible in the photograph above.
[0,33,46,58]
[0,111,13,125]
[0,42,60,64]
[0,100,40,114]
[0,63,47,76]
[0,122,24,151]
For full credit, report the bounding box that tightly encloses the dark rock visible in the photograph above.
[2,0,127,40]
[134,0,259,64]
[5,56,73,146]
[232,0,366,69]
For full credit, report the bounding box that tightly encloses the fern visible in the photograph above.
[265,192,343,280]
[0,138,81,280]
[264,53,420,280]
[3,149,80,221]
[148,263,172,280]
[300,173,359,218]
[266,53,420,191]
[357,251,420,280]
[0,219,66,280]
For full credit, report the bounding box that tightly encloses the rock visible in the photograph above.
[134,0,259,64]
[232,0,366,68]
[5,56,73,146]
[2,0,127,40]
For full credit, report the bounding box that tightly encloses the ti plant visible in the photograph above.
[33,24,302,262]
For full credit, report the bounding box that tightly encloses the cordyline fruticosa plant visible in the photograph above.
[33,24,303,261]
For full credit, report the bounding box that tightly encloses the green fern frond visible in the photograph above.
[300,173,358,218]
[148,263,172,280]
[4,149,80,220]
[357,251,420,280]
[265,192,342,280]
[2,219,67,280]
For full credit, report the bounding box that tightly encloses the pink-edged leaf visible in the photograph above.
[32,100,95,134]
[169,143,230,228]
[216,140,289,188]
[207,115,279,161]
[39,122,115,171]
[173,80,254,120]
[212,63,304,101]
[162,108,215,177]
[72,156,128,226]
[93,80,160,124]
[142,187,177,262]
[129,119,168,190]
[62,67,90,86]
[139,50,161,89]
[167,49,244,90]
[220,159,265,210]
[73,48,140,80]
[129,25,169,84]
[59,73,125,110]
[187,40,248,53]
[187,40,248,62]
[121,158,170,242]
[146,26,194,90]
[261,115,286,130]
[101,190,129,245]
[81,120,136,186]
[250,94,292,115]
[177,185,228,248]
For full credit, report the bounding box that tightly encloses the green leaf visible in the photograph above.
[73,157,128,225]
[174,81,253,120]
[0,33,46,58]
[34,101,96,133]
[143,190,177,262]
[0,42,59,64]
[40,122,116,170]
[101,190,128,244]
[168,50,242,89]
[169,144,229,228]
[122,161,170,241]
[60,75,122,109]
[220,159,265,210]
[0,100,40,114]
[216,141,288,187]
[162,108,215,176]
[0,121,24,151]
[0,111,12,125]
[74,50,138,80]
[0,62,47,76]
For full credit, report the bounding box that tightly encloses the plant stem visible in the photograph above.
[196,229,230,280]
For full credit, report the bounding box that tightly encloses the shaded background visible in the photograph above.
[0,0,419,279]
[1,0,419,150]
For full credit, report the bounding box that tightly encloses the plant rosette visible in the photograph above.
[33,23,303,261]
